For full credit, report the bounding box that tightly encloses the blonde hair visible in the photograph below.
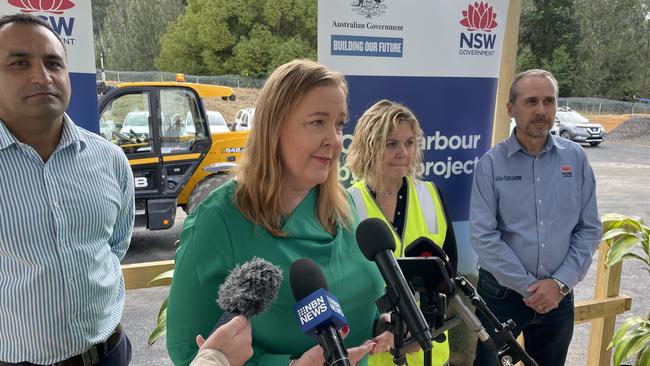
[345,99,423,189]
[234,59,352,237]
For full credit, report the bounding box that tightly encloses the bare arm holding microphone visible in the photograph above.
[191,315,253,366]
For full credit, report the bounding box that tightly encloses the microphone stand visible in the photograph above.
[375,288,408,366]
[376,284,447,366]
[453,276,539,366]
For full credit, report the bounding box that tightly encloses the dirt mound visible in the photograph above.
[586,114,631,132]
[606,115,650,145]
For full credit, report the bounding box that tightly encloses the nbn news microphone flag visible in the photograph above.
[293,288,348,338]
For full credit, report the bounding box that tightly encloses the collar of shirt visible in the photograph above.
[0,114,87,154]
[506,131,565,157]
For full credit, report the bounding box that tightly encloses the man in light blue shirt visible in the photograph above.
[0,14,134,365]
[469,69,601,366]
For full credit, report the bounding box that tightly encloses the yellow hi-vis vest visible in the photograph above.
[348,178,449,366]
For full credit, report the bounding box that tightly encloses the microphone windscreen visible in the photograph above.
[217,257,283,318]
[405,237,455,277]
[290,258,329,301]
[356,218,396,261]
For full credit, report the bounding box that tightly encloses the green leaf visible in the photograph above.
[612,318,639,348]
[619,253,650,267]
[148,307,168,346]
[636,344,650,366]
[607,235,643,267]
[603,228,635,241]
[613,329,644,365]
[157,297,169,318]
[149,269,175,285]
[627,333,650,362]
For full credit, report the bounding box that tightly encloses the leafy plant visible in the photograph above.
[148,269,174,345]
[602,213,650,366]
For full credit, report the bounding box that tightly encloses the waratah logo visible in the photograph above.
[460,2,498,32]
[8,0,75,15]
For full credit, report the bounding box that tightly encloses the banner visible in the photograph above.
[0,0,98,132]
[319,0,509,275]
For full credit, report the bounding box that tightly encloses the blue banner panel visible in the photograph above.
[331,35,404,57]
[341,75,498,222]
[68,72,99,133]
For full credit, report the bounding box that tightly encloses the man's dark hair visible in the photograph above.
[0,13,64,47]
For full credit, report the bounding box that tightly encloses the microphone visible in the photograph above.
[406,237,492,345]
[213,257,283,331]
[356,218,433,352]
[290,258,350,366]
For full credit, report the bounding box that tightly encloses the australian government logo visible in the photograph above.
[331,0,402,58]
[8,0,77,45]
[351,0,387,19]
[458,1,498,57]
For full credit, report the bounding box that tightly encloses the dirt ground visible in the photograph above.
[202,87,260,126]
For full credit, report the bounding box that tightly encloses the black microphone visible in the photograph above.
[290,258,350,366]
[213,257,283,331]
[356,218,433,352]
[406,237,492,345]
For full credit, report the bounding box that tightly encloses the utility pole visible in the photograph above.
[641,11,650,98]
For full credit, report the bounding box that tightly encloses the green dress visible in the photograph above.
[166,180,385,366]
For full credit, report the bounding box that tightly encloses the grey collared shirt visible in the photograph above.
[469,133,601,297]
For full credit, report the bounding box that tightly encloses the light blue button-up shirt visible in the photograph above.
[469,132,601,297]
[0,116,134,364]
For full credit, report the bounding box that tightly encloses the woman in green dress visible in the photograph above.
[166,59,387,366]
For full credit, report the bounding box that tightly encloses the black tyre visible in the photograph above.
[590,142,601,146]
[186,173,231,213]
[560,131,571,140]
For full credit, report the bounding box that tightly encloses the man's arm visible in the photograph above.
[108,155,134,260]
[551,152,602,289]
[469,155,537,297]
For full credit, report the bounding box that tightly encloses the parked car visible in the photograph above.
[120,111,150,137]
[234,108,255,131]
[206,110,230,133]
[555,107,606,146]
[509,118,559,136]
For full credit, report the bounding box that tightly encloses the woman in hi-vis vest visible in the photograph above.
[346,100,458,366]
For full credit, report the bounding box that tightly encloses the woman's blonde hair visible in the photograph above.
[345,99,423,188]
[234,59,352,237]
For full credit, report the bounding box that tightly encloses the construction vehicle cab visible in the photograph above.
[98,81,248,230]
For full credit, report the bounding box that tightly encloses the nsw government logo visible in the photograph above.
[8,0,74,14]
[8,0,77,44]
[351,0,387,19]
[458,2,498,57]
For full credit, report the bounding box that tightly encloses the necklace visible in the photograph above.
[375,190,398,197]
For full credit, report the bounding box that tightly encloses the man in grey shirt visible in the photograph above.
[469,69,601,366]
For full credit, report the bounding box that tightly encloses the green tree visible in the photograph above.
[517,0,580,96]
[573,0,646,99]
[99,0,185,71]
[155,0,317,77]
[541,46,575,96]
[92,0,111,68]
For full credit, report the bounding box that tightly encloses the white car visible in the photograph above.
[234,108,255,131]
[121,111,150,137]
[207,111,230,133]
[509,118,559,136]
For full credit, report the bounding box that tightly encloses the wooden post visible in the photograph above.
[587,243,624,366]
[492,0,522,146]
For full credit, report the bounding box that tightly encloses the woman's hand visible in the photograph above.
[370,313,421,355]
[293,325,376,366]
[293,341,376,366]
